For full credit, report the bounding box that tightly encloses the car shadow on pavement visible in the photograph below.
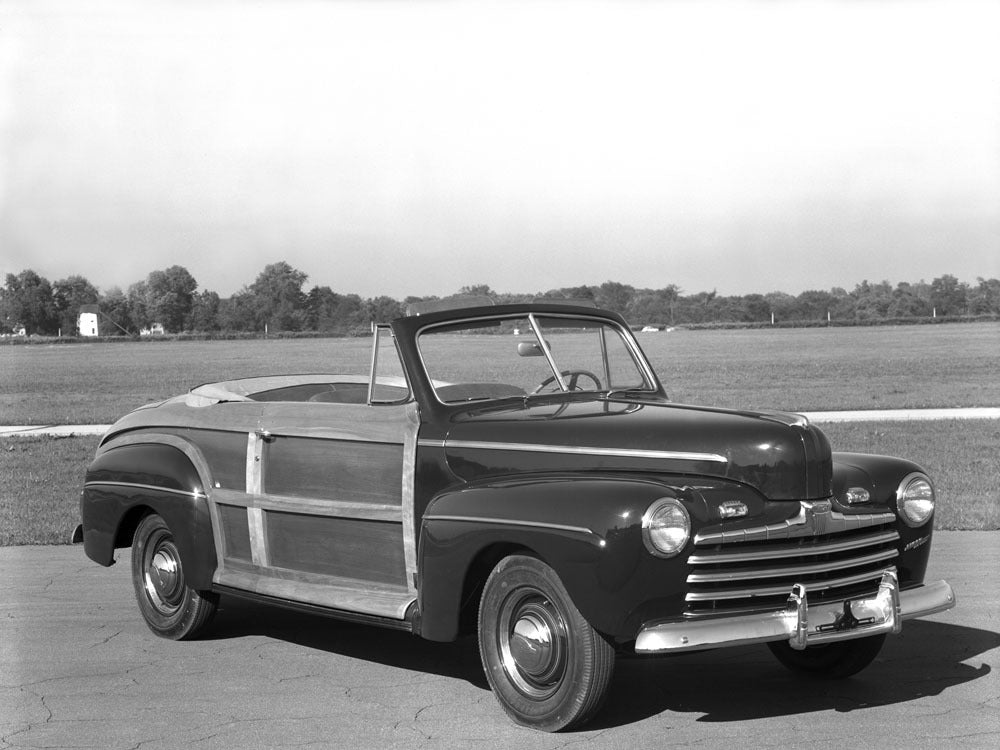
[592,619,998,729]
[207,594,491,690]
[205,598,995,731]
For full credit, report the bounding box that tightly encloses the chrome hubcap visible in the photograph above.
[143,532,183,614]
[498,590,568,699]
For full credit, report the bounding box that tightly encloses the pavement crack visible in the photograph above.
[91,628,124,647]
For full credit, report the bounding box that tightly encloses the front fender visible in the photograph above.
[81,434,218,590]
[417,475,705,643]
[833,451,934,586]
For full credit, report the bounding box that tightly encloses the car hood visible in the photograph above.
[441,396,833,500]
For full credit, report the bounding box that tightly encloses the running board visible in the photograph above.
[214,567,416,621]
[214,584,418,633]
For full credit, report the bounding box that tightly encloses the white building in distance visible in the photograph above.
[78,305,100,337]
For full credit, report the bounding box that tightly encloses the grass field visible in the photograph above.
[2,322,998,424]
[1,322,997,544]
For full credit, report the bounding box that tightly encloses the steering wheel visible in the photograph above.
[531,369,602,395]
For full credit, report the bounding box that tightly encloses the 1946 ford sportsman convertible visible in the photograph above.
[79,300,956,731]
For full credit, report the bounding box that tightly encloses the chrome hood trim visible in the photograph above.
[418,438,727,464]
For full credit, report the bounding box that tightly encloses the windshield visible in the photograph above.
[417,314,655,403]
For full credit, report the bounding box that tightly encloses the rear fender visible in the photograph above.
[81,433,218,590]
[417,475,703,643]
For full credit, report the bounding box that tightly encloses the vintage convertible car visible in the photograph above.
[79,301,955,731]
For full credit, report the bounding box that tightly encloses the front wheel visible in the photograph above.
[478,555,615,731]
[767,634,886,678]
[131,513,218,640]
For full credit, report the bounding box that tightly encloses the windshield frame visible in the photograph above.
[415,310,660,407]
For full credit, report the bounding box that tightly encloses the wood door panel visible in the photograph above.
[263,437,403,505]
[265,511,407,586]
[218,503,252,562]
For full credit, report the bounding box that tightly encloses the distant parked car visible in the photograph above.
[79,300,955,731]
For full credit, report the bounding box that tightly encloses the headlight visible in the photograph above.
[642,497,691,557]
[896,472,935,527]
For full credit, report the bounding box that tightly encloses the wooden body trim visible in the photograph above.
[204,400,421,618]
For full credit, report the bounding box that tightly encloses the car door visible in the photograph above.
[208,336,419,621]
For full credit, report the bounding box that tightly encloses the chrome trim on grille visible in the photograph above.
[418,438,727,464]
[687,529,900,564]
[685,567,894,602]
[693,500,896,545]
[686,548,899,584]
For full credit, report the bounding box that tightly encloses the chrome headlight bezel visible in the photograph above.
[895,472,935,528]
[641,497,691,558]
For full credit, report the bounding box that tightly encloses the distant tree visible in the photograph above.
[796,290,837,321]
[929,274,968,316]
[217,292,257,332]
[594,281,635,316]
[98,287,133,335]
[740,293,771,322]
[561,285,596,301]
[458,284,495,299]
[246,261,309,331]
[887,282,932,318]
[304,287,371,332]
[967,277,1000,315]
[332,293,365,331]
[189,290,221,332]
[306,286,342,331]
[764,291,796,323]
[628,285,680,325]
[1,270,58,335]
[126,281,152,330]
[145,266,198,332]
[366,296,405,324]
[828,287,856,320]
[52,275,100,334]
[851,280,893,320]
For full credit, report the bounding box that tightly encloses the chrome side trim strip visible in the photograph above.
[685,567,893,602]
[688,530,900,564]
[422,514,602,543]
[418,438,727,464]
[686,549,899,584]
[83,480,204,499]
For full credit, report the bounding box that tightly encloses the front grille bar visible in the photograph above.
[687,548,898,584]
[685,567,893,602]
[694,500,896,546]
[687,529,899,565]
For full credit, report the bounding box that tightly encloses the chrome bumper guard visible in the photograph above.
[635,569,956,654]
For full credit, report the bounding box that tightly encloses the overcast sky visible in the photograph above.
[1,0,998,300]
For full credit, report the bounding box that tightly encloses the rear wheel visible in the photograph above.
[478,555,614,731]
[767,634,886,678]
[131,514,218,640]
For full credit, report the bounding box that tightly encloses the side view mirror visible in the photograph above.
[517,341,548,357]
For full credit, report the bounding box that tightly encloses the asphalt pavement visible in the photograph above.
[1,533,997,749]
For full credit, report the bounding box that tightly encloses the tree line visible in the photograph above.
[2,262,998,337]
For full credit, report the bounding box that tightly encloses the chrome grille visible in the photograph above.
[686,502,899,615]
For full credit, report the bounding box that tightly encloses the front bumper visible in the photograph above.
[635,569,955,654]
